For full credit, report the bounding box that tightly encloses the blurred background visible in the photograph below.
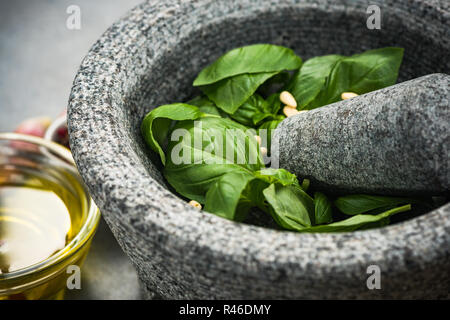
[0,0,143,299]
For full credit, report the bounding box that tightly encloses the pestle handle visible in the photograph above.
[271,73,449,196]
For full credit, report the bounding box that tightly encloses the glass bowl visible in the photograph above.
[0,133,100,300]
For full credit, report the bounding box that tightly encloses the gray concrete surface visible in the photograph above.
[0,0,142,300]
[0,0,142,131]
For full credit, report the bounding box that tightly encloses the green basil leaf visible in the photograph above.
[257,71,292,97]
[296,204,411,233]
[200,71,278,114]
[263,183,314,230]
[240,169,301,216]
[193,44,302,86]
[264,93,282,115]
[335,194,416,215]
[288,54,343,108]
[187,95,229,118]
[229,93,279,127]
[228,93,267,126]
[164,117,264,203]
[289,47,404,109]
[254,168,299,187]
[141,103,208,165]
[342,47,404,93]
[257,116,285,152]
[314,192,333,225]
[204,171,256,221]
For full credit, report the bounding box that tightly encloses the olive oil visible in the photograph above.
[0,169,84,275]
[0,133,100,300]
[0,186,70,273]
[0,161,91,299]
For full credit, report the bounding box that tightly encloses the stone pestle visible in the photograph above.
[271,73,449,196]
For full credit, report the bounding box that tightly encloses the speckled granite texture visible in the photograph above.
[273,74,450,196]
[68,0,450,299]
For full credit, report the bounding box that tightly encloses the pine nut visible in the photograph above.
[188,200,202,210]
[341,92,358,100]
[280,91,297,108]
[254,135,261,145]
[260,147,268,156]
[283,105,299,117]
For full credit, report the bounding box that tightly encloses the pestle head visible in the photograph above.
[271,73,449,196]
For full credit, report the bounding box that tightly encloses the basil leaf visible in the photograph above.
[193,44,302,86]
[229,93,281,127]
[254,168,299,187]
[257,116,284,152]
[187,95,229,118]
[288,55,343,108]
[263,183,314,230]
[264,93,282,115]
[164,118,301,223]
[204,171,256,221]
[141,103,209,165]
[343,47,404,93]
[314,192,333,225]
[164,117,264,203]
[257,71,292,97]
[205,169,301,223]
[296,204,411,233]
[335,194,416,215]
[194,44,302,113]
[228,94,268,126]
[199,71,278,114]
[289,47,404,109]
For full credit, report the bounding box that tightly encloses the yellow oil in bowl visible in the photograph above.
[0,133,100,300]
